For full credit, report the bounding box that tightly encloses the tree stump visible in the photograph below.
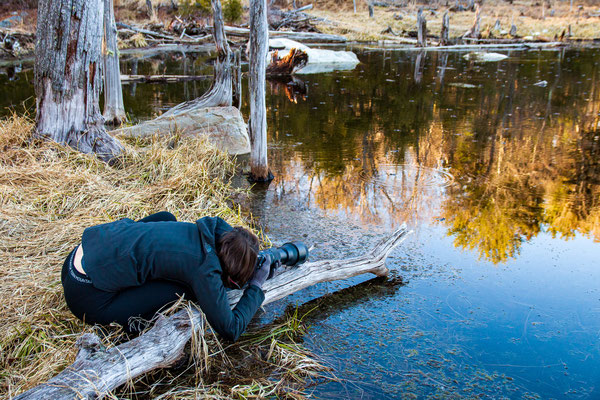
[35,0,124,163]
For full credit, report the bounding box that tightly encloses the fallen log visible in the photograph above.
[111,106,251,155]
[15,225,411,399]
[116,21,177,41]
[213,25,347,43]
[120,73,213,83]
[400,41,564,51]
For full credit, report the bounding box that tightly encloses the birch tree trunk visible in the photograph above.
[249,0,272,181]
[15,226,411,400]
[35,0,124,163]
[102,0,126,125]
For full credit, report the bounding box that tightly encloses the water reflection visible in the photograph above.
[1,47,598,264]
[261,47,600,263]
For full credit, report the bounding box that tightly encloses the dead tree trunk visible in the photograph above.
[440,11,450,46]
[159,0,232,118]
[417,7,427,47]
[15,226,411,400]
[35,0,124,163]
[248,0,272,182]
[463,4,481,38]
[146,0,156,20]
[102,0,126,125]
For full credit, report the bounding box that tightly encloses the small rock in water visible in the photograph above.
[463,52,508,62]
[533,80,548,87]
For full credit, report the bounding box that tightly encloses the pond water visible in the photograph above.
[2,45,599,399]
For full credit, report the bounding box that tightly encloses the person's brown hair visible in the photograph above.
[217,227,259,288]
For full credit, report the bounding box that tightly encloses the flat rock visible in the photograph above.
[111,106,250,155]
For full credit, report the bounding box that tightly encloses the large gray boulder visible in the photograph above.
[111,106,250,155]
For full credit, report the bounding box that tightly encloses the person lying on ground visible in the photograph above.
[61,211,271,341]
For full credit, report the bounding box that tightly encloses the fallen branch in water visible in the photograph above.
[15,225,411,399]
[120,74,213,83]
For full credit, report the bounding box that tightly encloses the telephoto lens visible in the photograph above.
[257,242,309,278]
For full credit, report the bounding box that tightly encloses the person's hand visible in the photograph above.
[249,254,271,289]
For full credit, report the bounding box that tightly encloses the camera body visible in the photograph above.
[257,242,309,278]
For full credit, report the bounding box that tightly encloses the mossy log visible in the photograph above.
[15,225,411,399]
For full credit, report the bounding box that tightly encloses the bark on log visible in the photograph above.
[35,0,124,163]
[249,0,272,182]
[15,226,411,399]
[102,0,126,125]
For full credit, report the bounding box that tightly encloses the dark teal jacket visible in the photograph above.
[81,216,264,341]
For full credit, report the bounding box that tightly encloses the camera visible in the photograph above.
[257,242,309,278]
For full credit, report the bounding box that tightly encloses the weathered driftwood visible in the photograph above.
[215,25,347,43]
[116,21,176,41]
[35,0,124,163]
[249,0,272,181]
[120,74,212,83]
[402,41,563,51]
[102,0,126,125]
[160,0,233,118]
[111,106,251,155]
[15,226,410,399]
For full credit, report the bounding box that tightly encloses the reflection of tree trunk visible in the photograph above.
[103,0,126,125]
[182,50,189,100]
[129,58,138,96]
[437,52,448,87]
[414,51,425,84]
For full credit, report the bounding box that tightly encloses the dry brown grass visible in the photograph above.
[0,115,328,398]
[309,0,600,41]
